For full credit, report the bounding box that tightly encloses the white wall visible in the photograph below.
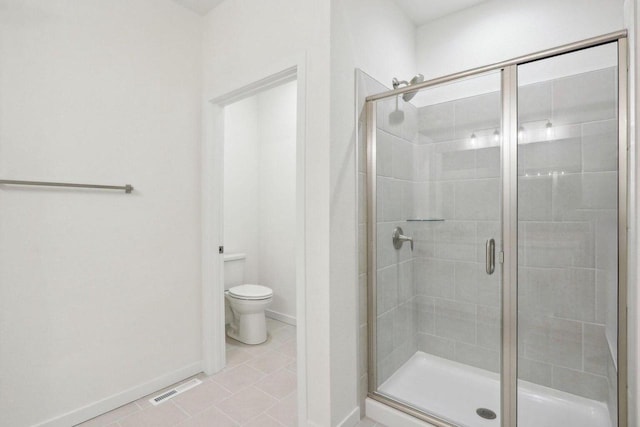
[330,0,417,422]
[202,1,333,425]
[416,0,625,79]
[0,1,203,426]
[332,0,416,87]
[258,81,298,320]
[224,97,260,285]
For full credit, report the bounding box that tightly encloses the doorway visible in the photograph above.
[202,66,306,425]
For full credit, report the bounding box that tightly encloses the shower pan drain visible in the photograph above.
[476,408,497,420]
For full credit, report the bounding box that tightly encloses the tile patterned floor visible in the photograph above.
[75,318,387,427]
[77,319,298,427]
[355,418,387,427]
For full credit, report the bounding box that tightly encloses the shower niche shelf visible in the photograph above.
[406,218,445,222]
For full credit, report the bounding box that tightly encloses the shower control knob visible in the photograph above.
[392,227,413,251]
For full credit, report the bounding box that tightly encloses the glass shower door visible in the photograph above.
[516,42,620,427]
[366,33,627,427]
[369,70,503,426]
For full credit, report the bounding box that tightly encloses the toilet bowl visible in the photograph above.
[225,284,273,344]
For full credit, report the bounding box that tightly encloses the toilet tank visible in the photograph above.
[223,253,246,289]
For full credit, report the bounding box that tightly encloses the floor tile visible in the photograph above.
[119,402,188,427]
[215,386,278,424]
[172,380,232,415]
[275,339,296,358]
[226,336,275,357]
[266,391,297,427]
[270,324,296,342]
[243,413,284,427]
[226,347,254,367]
[247,350,292,374]
[176,406,238,427]
[212,364,266,393]
[255,368,297,399]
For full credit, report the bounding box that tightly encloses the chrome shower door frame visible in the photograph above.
[365,30,629,427]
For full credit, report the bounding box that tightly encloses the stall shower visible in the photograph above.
[362,34,627,427]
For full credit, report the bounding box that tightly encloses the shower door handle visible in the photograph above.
[486,238,495,275]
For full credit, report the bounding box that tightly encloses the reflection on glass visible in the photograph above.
[517,42,619,427]
[371,70,502,426]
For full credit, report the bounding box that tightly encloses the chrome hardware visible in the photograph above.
[0,179,133,193]
[486,238,495,275]
[476,408,497,420]
[392,227,413,251]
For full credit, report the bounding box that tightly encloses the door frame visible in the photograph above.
[365,30,629,427]
[201,56,308,422]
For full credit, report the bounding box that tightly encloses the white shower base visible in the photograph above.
[375,352,610,427]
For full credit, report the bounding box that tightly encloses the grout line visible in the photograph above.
[254,378,296,402]
[264,413,288,427]
[581,322,586,372]
[253,386,286,415]
[173,398,221,423]
[171,400,191,419]
[213,402,243,425]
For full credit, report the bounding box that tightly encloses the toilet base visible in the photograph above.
[226,311,268,345]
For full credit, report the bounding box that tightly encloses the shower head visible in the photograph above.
[389,73,424,123]
[392,74,424,102]
[402,74,424,102]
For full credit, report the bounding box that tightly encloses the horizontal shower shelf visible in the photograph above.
[406,218,445,222]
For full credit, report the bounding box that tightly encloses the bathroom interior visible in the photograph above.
[0,0,638,427]
[223,78,297,342]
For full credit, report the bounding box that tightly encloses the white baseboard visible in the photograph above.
[265,309,296,326]
[365,398,436,427]
[35,362,203,427]
[337,406,361,427]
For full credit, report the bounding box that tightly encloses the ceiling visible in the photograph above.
[172,0,225,15]
[173,0,490,23]
[392,0,490,26]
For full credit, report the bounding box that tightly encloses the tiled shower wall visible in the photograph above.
[516,67,618,415]
[412,88,503,374]
[415,67,618,406]
[356,71,419,410]
[374,96,419,386]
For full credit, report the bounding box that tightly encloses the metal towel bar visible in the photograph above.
[0,179,133,193]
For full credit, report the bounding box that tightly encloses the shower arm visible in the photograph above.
[392,78,409,90]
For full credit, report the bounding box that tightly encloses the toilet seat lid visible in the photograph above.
[228,284,273,300]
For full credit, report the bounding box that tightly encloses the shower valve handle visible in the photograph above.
[392,227,413,251]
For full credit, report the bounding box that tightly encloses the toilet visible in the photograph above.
[224,253,273,345]
[225,284,273,344]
